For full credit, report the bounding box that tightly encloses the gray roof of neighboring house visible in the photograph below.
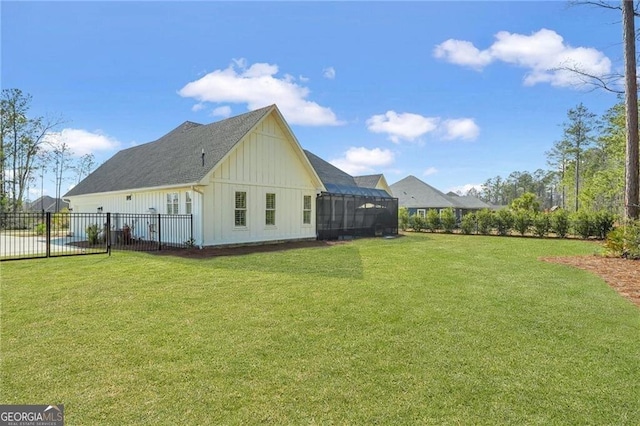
[65,105,274,197]
[454,195,493,209]
[304,151,392,198]
[390,175,457,208]
[25,196,69,212]
[353,174,382,189]
[391,175,494,210]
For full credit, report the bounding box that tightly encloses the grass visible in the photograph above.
[1,233,639,424]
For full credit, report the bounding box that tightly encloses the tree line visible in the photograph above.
[0,88,96,213]
[471,100,635,219]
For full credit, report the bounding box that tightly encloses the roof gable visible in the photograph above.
[65,105,275,196]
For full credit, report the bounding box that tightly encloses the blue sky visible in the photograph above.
[2,1,623,200]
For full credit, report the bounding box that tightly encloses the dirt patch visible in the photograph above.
[541,255,640,307]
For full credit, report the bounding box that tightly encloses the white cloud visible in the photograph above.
[299,75,309,82]
[433,39,493,70]
[178,59,343,126]
[441,118,480,141]
[366,111,439,143]
[366,111,479,143]
[212,105,232,117]
[323,66,336,79]
[43,128,121,157]
[447,183,483,195]
[423,167,438,176]
[191,103,206,112]
[330,147,395,175]
[434,28,612,87]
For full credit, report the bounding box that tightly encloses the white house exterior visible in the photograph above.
[64,105,325,247]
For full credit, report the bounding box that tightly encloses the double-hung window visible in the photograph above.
[167,193,179,215]
[303,195,312,224]
[235,191,247,226]
[185,191,192,215]
[265,193,276,226]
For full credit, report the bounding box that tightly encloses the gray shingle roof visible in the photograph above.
[391,175,493,210]
[65,105,274,196]
[390,175,457,208]
[353,174,382,189]
[304,151,392,198]
[304,150,357,187]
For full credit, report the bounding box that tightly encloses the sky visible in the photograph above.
[1,0,625,201]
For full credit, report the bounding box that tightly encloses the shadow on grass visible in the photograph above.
[149,239,365,280]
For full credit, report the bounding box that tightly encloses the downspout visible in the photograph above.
[191,185,205,248]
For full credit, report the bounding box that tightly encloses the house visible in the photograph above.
[304,152,398,240]
[25,196,69,213]
[65,104,397,246]
[65,105,325,247]
[390,175,493,220]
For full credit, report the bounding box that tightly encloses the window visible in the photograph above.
[235,191,246,226]
[126,195,132,201]
[303,195,312,224]
[167,193,179,215]
[417,209,426,218]
[265,193,276,226]
[185,191,192,215]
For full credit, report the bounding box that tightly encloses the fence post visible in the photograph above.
[106,212,111,255]
[45,212,51,258]
[157,214,161,251]
[190,214,193,246]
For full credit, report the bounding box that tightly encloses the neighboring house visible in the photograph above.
[25,196,69,213]
[65,105,324,247]
[390,175,493,220]
[304,152,398,240]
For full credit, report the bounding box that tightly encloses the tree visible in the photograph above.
[73,153,96,184]
[560,1,639,219]
[0,89,62,212]
[560,103,596,211]
[622,0,640,219]
[50,141,72,212]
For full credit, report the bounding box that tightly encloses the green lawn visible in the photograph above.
[1,233,638,424]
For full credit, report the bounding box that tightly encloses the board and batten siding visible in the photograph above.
[203,114,318,245]
[66,187,202,243]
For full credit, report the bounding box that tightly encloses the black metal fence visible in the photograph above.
[0,212,193,261]
[316,194,398,240]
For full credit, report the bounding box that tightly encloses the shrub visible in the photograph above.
[440,207,456,233]
[35,223,46,236]
[513,210,532,236]
[410,214,425,232]
[551,209,570,238]
[494,209,514,236]
[604,221,640,259]
[532,212,551,237]
[476,209,494,235]
[460,213,476,235]
[425,209,441,232]
[86,224,101,245]
[593,210,616,240]
[398,207,410,231]
[572,210,593,239]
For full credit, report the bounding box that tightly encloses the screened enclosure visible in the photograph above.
[316,185,398,240]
